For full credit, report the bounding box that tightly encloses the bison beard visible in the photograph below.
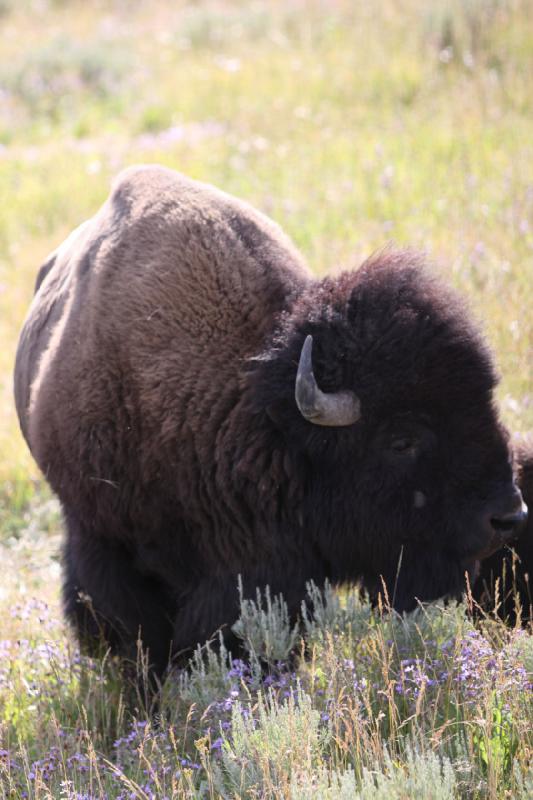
[475,435,533,622]
[14,165,527,674]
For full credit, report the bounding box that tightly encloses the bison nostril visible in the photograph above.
[490,504,528,540]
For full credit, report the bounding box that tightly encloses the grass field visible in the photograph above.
[0,1,532,797]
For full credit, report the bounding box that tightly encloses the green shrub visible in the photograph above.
[291,747,457,800]
[232,579,300,666]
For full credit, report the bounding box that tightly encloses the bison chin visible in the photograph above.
[375,483,527,614]
[373,506,526,613]
[364,546,474,614]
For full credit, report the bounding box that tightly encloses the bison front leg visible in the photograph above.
[62,512,175,676]
[171,558,328,661]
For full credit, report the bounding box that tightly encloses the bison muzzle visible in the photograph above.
[475,434,532,621]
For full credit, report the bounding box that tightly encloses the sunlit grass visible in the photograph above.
[1,538,532,798]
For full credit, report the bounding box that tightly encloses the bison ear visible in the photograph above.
[295,335,361,427]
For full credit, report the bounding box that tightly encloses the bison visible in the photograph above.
[14,165,527,673]
[475,434,533,621]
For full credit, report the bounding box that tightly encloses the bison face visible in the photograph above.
[253,251,528,611]
[295,393,527,613]
[349,409,527,610]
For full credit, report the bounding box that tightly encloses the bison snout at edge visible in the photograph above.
[474,434,532,622]
[13,164,523,674]
[475,484,528,560]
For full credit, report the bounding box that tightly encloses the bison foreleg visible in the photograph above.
[62,514,176,676]
[171,558,328,661]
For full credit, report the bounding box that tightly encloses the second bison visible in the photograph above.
[14,165,527,672]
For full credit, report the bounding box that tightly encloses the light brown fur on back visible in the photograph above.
[15,166,310,518]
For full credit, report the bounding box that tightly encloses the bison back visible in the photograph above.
[14,165,310,531]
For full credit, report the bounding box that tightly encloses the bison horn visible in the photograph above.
[295,335,361,426]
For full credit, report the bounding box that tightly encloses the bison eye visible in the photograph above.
[390,436,418,456]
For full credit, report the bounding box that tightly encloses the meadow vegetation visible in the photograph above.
[0,1,532,797]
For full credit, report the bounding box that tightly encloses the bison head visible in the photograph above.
[251,251,527,611]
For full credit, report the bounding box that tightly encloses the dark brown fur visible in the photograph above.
[475,435,533,621]
[14,165,524,672]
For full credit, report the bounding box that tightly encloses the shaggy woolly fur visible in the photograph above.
[14,165,525,673]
